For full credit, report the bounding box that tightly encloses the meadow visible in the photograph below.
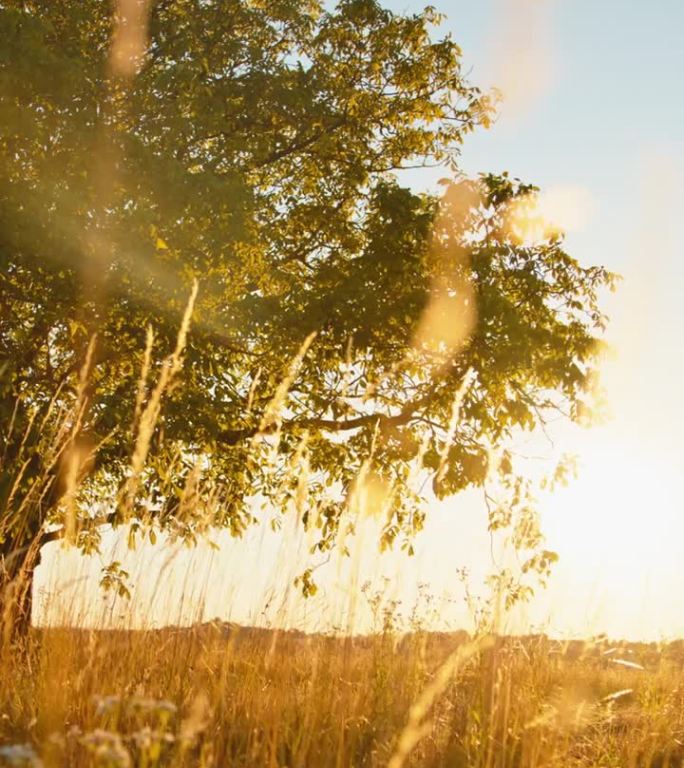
[2,621,684,767]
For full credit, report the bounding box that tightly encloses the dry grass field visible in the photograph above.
[2,622,684,767]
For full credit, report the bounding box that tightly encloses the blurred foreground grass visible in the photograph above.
[2,623,684,767]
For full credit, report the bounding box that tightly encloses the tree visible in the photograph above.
[0,0,615,619]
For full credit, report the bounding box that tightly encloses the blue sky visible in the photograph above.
[386,0,682,275]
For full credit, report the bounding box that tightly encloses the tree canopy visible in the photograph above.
[0,0,615,593]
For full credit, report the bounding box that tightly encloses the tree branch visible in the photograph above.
[217,382,444,446]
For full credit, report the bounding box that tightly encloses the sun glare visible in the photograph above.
[536,434,684,639]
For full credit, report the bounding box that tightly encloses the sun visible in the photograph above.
[537,427,684,639]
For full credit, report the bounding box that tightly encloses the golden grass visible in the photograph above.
[2,624,684,767]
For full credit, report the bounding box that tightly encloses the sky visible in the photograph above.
[393,0,684,639]
[37,0,684,640]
